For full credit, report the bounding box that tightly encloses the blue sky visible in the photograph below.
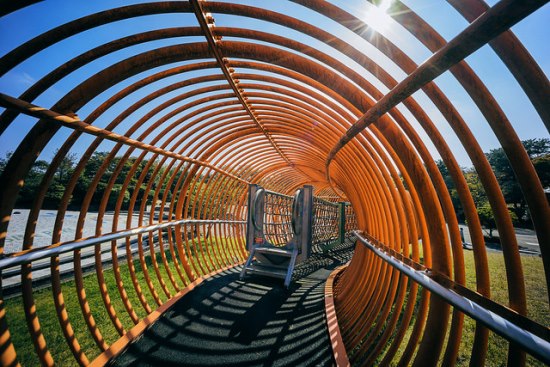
[0,0,548,167]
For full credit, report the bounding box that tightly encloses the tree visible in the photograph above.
[477,204,496,238]
[55,150,77,184]
[523,138,550,159]
[532,154,550,189]
[463,168,487,207]
[72,151,109,210]
[477,203,518,239]
[485,138,550,226]
[17,159,49,208]
[43,150,77,208]
[435,159,464,221]
[0,151,12,173]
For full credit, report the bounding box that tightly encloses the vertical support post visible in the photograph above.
[298,185,314,262]
[339,202,346,245]
[245,184,258,252]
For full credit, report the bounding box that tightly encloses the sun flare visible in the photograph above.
[361,0,395,33]
[378,0,393,13]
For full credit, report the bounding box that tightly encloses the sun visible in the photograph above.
[361,0,395,34]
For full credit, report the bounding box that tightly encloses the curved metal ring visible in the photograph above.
[291,188,303,236]
[252,188,265,232]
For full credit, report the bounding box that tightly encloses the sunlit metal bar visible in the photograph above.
[326,0,545,166]
[0,219,245,270]
[0,92,248,184]
[189,0,295,168]
[2,235,158,278]
[354,231,550,365]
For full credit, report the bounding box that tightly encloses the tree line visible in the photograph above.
[0,151,185,212]
[1,138,548,231]
[0,150,242,218]
[436,138,549,234]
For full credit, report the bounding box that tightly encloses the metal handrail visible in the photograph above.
[1,234,158,278]
[313,196,339,207]
[0,219,246,271]
[263,189,293,199]
[354,230,550,365]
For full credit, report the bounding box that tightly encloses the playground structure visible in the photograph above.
[240,184,355,287]
[0,1,549,366]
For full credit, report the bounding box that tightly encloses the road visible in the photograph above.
[458,224,540,254]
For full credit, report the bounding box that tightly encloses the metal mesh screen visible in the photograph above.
[312,197,340,246]
[262,190,294,246]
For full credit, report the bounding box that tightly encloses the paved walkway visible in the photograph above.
[111,240,355,367]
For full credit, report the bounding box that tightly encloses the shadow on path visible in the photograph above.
[110,239,355,367]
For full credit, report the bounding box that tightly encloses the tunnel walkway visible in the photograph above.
[110,240,355,366]
[1,1,549,366]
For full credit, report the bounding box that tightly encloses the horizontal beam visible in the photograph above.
[189,0,295,168]
[326,0,546,168]
[263,189,294,199]
[313,196,340,207]
[0,92,249,184]
[354,231,550,365]
[0,219,246,270]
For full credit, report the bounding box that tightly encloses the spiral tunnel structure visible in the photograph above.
[0,1,549,366]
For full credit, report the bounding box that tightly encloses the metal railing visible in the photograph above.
[247,185,356,254]
[354,231,550,365]
[344,203,357,236]
[0,219,244,271]
[0,219,246,297]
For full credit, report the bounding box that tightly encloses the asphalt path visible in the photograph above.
[111,240,355,367]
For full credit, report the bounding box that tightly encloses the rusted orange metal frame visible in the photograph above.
[353,231,550,365]
[189,0,295,169]
[0,1,547,367]
[316,0,546,365]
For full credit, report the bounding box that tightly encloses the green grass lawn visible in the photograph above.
[361,247,548,367]
[4,237,244,366]
[387,250,548,367]
[457,250,549,367]
[4,242,548,366]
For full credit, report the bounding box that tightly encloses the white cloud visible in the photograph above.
[18,71,36,86]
